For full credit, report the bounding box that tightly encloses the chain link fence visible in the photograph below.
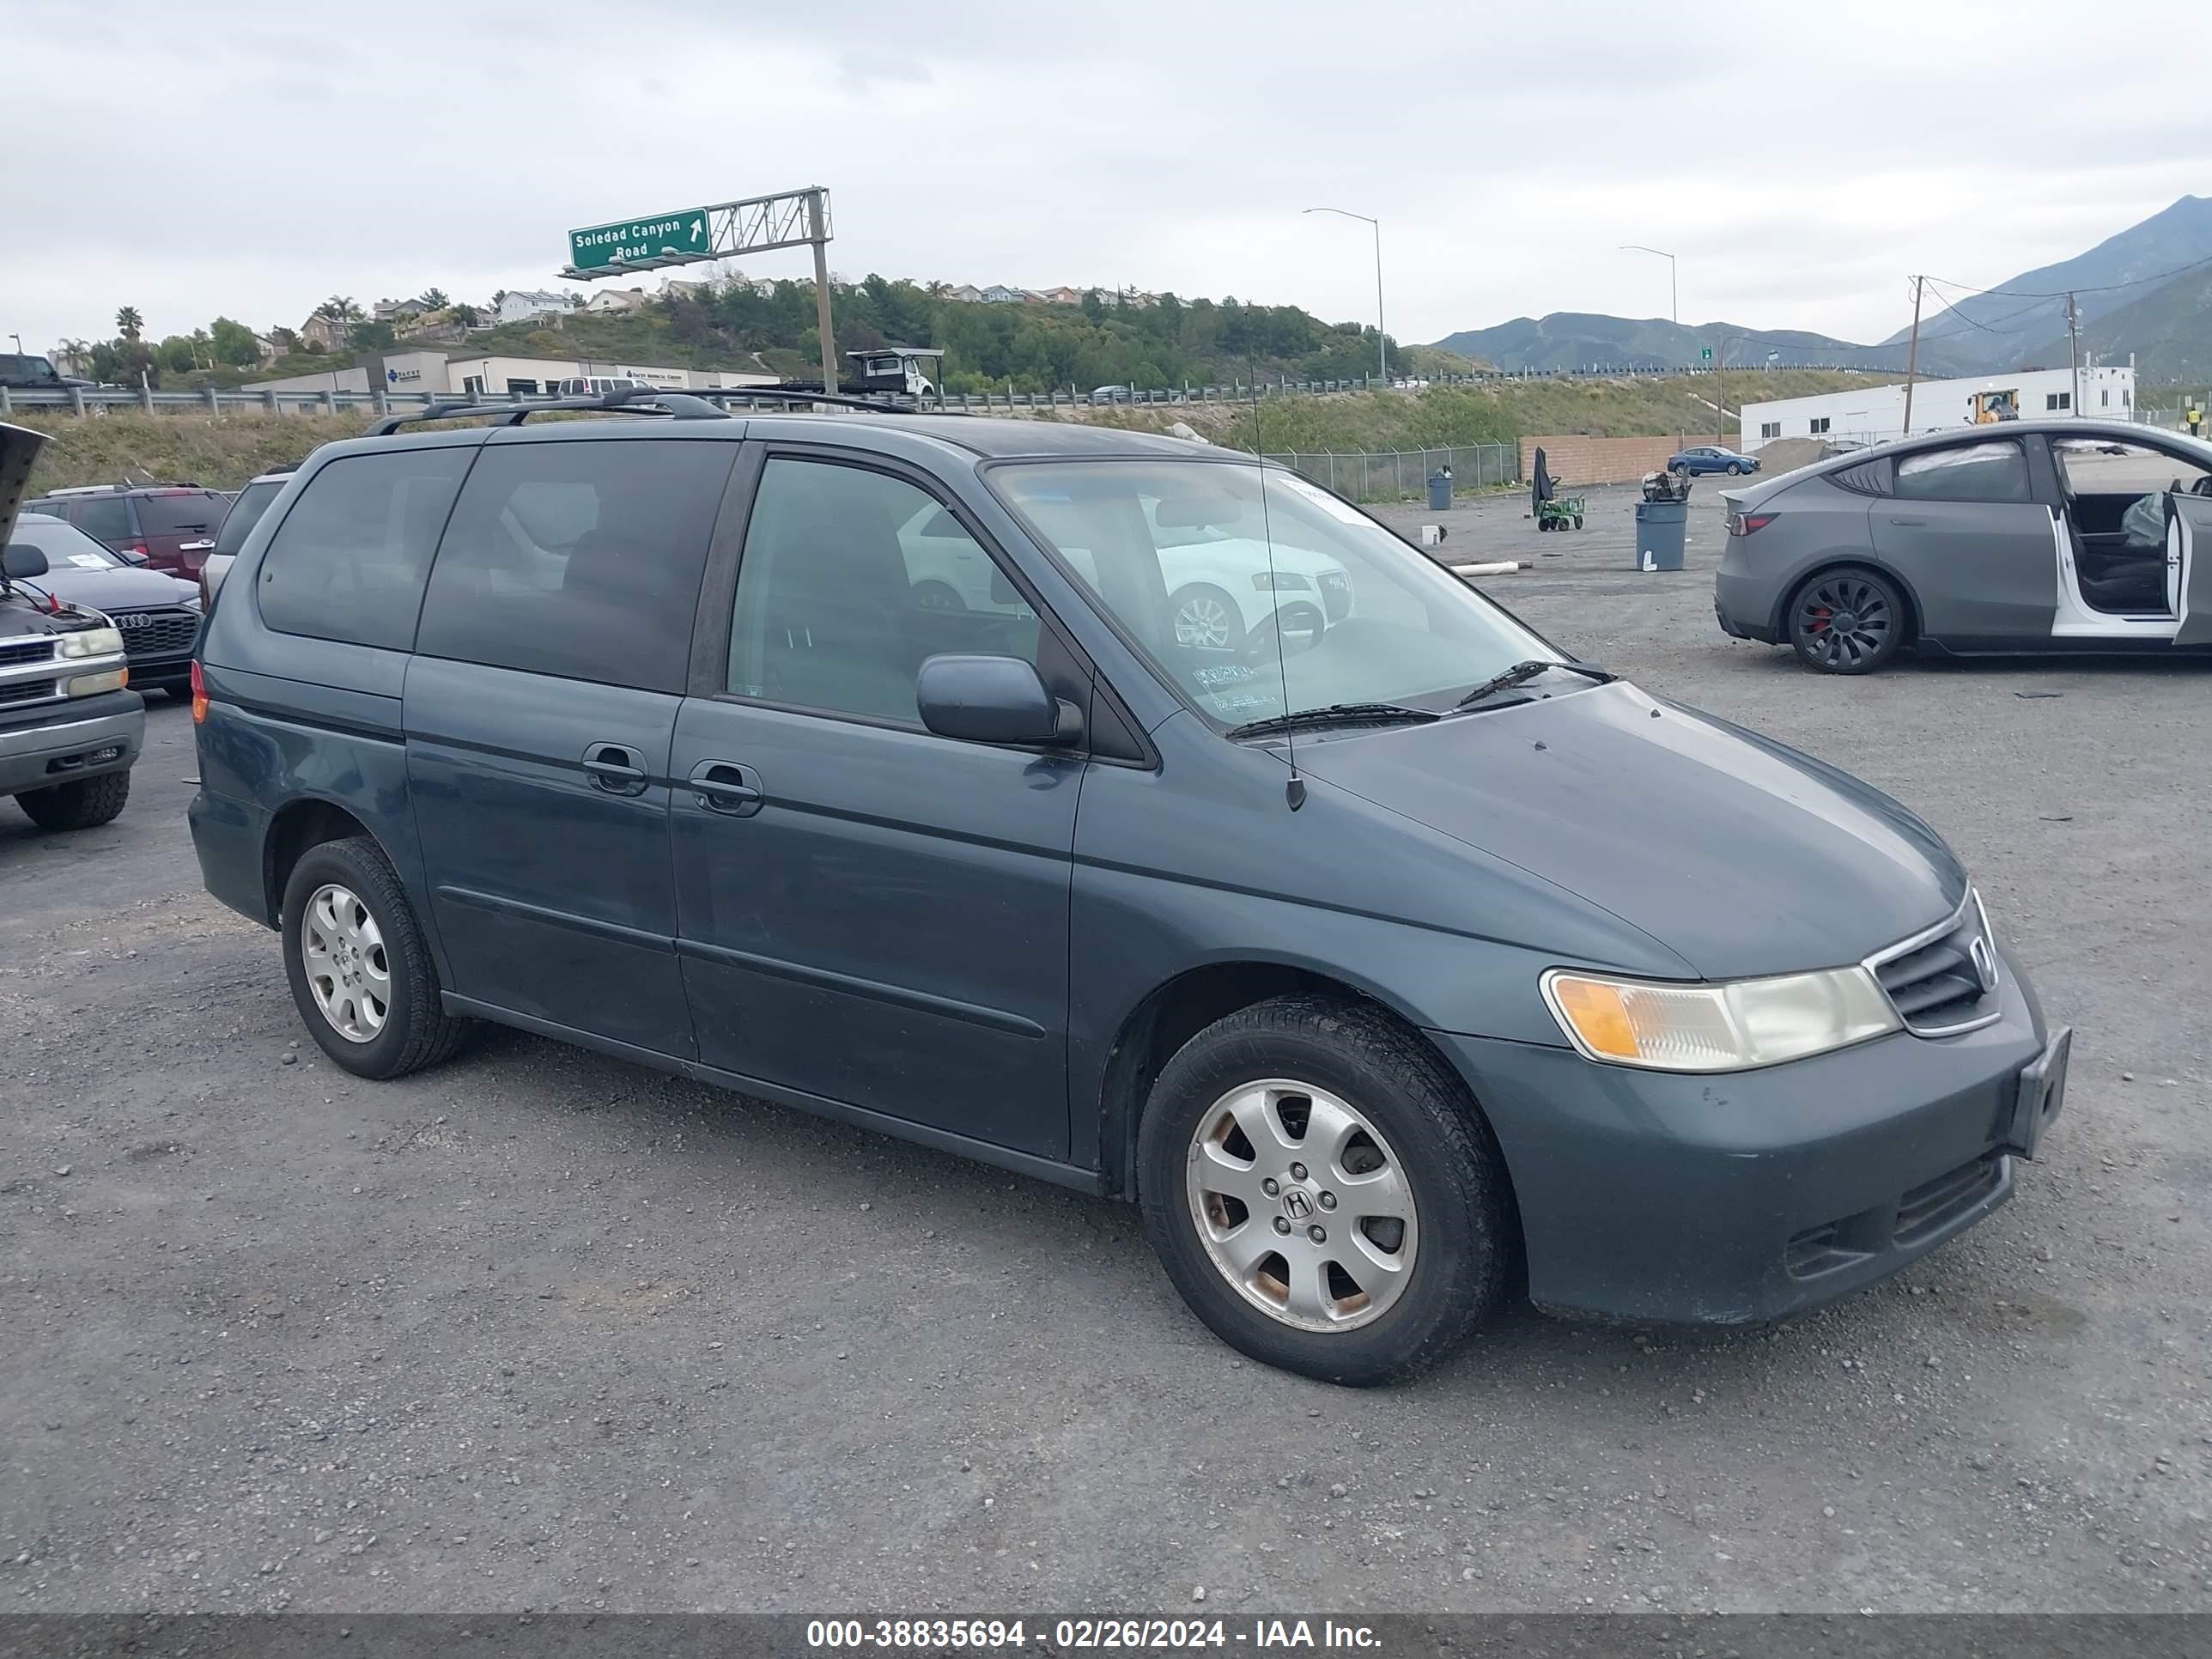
[1260,443,1518,503]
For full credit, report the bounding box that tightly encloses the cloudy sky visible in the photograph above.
[9,0,2208,357]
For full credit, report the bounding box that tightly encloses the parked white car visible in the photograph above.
[896,499,1355,653]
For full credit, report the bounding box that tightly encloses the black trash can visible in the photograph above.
[1427,471,1452,512]
[1634,499,1688,571]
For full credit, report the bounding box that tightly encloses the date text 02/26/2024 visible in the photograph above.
[805,1619,1383,1650]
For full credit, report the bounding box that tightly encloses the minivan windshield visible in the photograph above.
[990,459,1562,731]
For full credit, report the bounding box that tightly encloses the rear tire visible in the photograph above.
[1138,994,1512,1386]
[281,835,474,1079]
[1789,565,1907,674]
[15,770,131,831]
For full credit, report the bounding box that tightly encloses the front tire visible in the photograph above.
[1170,583,1247,652]
[1138,995,1512,1385]
[281,835,473,1079]
[1790,566,1907,674]
[15,770,131,831]
[1729,461,1747,475]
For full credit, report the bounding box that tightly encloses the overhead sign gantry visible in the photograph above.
[562,186,840,392]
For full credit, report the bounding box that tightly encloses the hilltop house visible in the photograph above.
[495,289,577,325]
[581,287,649,314]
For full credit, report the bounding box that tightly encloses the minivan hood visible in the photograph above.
[1293,682,1966,978]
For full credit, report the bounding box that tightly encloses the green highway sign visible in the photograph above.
[1699,345,1713,362]
[568,208,714,271]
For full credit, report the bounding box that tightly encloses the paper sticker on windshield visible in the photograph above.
[69,554,109,568]
[1279,474,1366,525]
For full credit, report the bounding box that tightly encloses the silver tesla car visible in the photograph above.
[1712,419,2212,672]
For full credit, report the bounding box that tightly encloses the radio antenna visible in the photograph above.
[1248,361,1303,810]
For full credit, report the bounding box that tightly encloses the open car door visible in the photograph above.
[2173,491,2212,647]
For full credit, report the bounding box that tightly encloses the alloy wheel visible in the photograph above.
[1795,574,1895,670]
[1184,1079,1419,1333]
[301,883,391,1042]
[1175,592,1237,649]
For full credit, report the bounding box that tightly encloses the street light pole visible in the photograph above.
[1620,245,1678,328]
[1306,207,1387,381]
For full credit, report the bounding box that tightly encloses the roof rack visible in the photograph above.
[365,383,931,438]
[366,384,732,436]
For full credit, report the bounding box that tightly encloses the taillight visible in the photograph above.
[190,659,208,724]
[1727,511,1777,537]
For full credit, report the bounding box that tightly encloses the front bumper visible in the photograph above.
[1431,946,2054,1325]
[0,695,144,796]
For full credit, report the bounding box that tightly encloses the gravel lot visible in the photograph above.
[3,483,2208,1615]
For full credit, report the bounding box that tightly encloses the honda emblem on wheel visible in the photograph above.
[1280,1188,1314,1222]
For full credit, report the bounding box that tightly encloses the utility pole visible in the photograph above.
[1901,275,1924,437]
[807,186,837,394]
[2066,291,2081,417]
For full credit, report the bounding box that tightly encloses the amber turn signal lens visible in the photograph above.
[190,660,208,724]
[1549,975,1638,1059]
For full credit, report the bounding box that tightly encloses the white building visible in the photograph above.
[1740,362,2137,453]
[495,289,579,325]
[245,349,775,399]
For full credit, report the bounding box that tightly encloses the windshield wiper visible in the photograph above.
[1452,659,1616,710]
[1225,702,1441,740]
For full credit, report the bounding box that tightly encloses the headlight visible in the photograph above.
[181,592,204,612]
[59,626,125,659]
[1542,964,1899,1072]
[1250,572,1312,591]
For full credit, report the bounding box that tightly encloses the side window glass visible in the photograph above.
[258,451,472,649]
[727,459,1041,724]
[76,497,135,542]
[2052,438,2212,498]
[416,438,735,694]
[1893,441,2029,504]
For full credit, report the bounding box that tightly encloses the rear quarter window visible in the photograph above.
[256,450,473,649]
[136,492,229,536]
[412,437,735,694]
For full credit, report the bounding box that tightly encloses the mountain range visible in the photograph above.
[1431,195,2212,381]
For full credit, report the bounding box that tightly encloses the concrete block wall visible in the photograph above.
[1519,435,1698,485]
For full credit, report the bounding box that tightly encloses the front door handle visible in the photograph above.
[1885,516,1929,527]
[581,744,648,796]
[689,760,764,817]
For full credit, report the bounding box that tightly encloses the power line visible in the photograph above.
[1917,248,2212,304]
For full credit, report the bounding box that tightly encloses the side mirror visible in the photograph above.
[917,654,1071,745]
[3,543,50,579]
[118,547,151,566]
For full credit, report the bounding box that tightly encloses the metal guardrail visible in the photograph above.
[1,359,1920,422]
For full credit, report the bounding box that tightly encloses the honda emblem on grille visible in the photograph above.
[1968,934,1998,995]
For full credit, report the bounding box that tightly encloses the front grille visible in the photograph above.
[0,638,57,669]
[111,607,201,659]
[1320,570,1353,623]
[0,678,59,707]
[1871,895,2001,1036]
[1894,1152,2003,1244]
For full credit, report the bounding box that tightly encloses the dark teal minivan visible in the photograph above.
[189,394,2069,1384]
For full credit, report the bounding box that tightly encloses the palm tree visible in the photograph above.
[114,307,143,341]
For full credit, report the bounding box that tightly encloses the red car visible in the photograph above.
[25,483,234,580]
